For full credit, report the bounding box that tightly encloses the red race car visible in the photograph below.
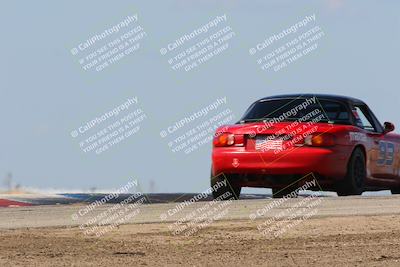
[211,94,400,199]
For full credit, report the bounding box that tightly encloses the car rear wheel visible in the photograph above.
[336,148,365,196]
[211,173,241,200]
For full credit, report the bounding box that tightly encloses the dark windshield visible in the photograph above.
[241,97,351,124]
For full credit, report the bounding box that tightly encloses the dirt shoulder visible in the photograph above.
[1,214,400,266]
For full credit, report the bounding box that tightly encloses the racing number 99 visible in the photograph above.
[377,141,395,166]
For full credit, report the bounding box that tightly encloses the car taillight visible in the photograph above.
[304,133,335,147]
[213,133,244,147]
[213,133,235,147]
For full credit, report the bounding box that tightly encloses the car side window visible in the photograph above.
[353,106,378,132]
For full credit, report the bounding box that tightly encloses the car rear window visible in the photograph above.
[241,98,351,124]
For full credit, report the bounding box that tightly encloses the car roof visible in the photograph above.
[258,93,365,105]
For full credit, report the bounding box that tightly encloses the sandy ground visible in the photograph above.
[2,196,400,266]
[1,214,400,266]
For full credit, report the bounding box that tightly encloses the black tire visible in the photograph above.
[336,148,366,196]
[211,174,241,200]
[272,185,299,198]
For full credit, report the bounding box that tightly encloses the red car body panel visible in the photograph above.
[211,95,400,191]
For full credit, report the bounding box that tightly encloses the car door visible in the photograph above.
[353,104,397,179]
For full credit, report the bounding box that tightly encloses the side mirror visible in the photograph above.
[383,122,395,133]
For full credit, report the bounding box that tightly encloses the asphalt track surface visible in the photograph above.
[1,195,400,229]
[0,193,269,206]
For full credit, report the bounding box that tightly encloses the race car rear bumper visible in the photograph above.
[212,146,350,182]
